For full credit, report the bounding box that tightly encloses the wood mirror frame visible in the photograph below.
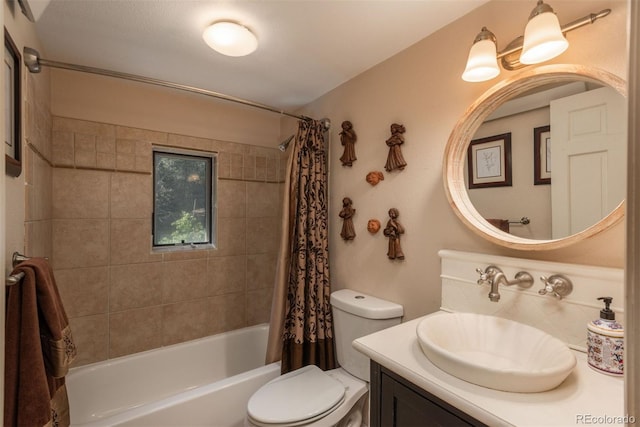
[443,64,626,251]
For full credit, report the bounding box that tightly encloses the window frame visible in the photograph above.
[152,146,217,251]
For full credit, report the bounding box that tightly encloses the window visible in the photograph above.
[153,148,216,249]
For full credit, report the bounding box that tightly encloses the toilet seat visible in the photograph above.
[247,365,346,426]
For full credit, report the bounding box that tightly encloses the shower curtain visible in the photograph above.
[265,119,336,374]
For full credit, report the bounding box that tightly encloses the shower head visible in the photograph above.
[278,135,294,152]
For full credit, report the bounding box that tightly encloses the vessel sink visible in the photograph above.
[416,312,576,393]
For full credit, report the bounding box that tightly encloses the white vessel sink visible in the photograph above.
[416,312,576,393]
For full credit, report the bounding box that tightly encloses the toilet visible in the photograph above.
[247,289,403,427]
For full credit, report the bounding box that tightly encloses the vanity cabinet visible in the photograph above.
[370,362,486,427]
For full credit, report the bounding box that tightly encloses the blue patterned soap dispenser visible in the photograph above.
[587,297,624,376]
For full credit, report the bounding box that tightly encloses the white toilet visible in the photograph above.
[246,289,403,427]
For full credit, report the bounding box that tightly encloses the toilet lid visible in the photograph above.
[247,365,346,425]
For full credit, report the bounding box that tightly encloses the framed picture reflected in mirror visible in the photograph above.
[534,125,551,185]
[467,133,512,189]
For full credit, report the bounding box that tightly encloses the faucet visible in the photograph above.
[476,265,534,302]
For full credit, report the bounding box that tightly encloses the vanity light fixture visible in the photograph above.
[202,21,258,57]
[462,1,610,82]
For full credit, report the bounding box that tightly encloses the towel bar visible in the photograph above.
[5,251,45,287]
[6,272,25,287]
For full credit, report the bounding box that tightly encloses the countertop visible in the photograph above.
[353,313,626,427]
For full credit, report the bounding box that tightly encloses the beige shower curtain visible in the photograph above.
[265,119,336,374]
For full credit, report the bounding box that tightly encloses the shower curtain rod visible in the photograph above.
[22,46,314,122]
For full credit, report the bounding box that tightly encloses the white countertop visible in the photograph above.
[353,313,626,427]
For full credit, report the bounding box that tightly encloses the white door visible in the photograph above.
[550,86,627,238]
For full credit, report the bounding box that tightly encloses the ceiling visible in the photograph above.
[32,0,488,112]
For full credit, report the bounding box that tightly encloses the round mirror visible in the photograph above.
[444,64,626,251]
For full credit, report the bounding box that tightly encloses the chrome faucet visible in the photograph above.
[476,265,534,302]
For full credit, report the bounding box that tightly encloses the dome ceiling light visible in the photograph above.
[202,21,258,57]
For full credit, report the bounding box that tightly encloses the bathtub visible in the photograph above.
[67,324,280,426]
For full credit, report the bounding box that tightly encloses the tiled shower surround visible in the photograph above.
[27,108,285,366]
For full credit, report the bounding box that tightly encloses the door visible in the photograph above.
[550,86,627,238]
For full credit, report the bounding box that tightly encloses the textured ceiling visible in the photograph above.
[33,0,488,111]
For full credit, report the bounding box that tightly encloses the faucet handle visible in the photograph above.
[476,267,489,285]
[538,274,573,300]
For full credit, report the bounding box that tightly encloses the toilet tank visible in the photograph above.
[330,289,403,382]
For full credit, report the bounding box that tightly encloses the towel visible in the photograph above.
[5,258,77,427]
[486,218,510,233]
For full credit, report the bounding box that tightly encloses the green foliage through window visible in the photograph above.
[153,149,215,247]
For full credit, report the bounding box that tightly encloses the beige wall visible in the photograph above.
[301,0,628,322]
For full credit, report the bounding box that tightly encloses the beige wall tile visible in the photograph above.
[52,219,109,269]
[247,287,273,326]
[213,217,246,257]
[52,131,74,166]
[45,119,282,364]
[243,155,256,181]
[134,154,152,173]
[109,307,163,358]
[209,293,246,335]
[246,217,279,255]
[246,182,280,218]
[116,152,136,171]
[25,220,53,259]
[207,255,246,296]
[166,134,214,152]
[110,262,163,311]
[55,267,109,317]
[69,314,109,367]
[161,258,208,303]
[97,152,116,170]
[110,219,162,265]
[75,149,97,168]
[247,252,277,291]
[26,148,52,222]
[75,133,96,151]
[162,250,209,262]
[53,117,115,138]
[218,152,231,179]
[116,126,167,144]
[230,153,243,179]
[110,172,152,219]
[255,156,267,181]
[266,157,278,182]
[116,139,136,155]
[217,180,246,219]
[162,299,210,345]
[53,169,110,219]
[97,135,116,154]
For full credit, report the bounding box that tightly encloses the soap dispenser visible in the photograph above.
[587,297,624,376]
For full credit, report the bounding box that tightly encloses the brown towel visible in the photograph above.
[486,218,510,233]
[5,258,77,427]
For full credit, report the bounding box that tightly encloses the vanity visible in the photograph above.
[356,316,624,427]
[353,250,626,427]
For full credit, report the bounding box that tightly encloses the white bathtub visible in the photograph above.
[67,324,280,426]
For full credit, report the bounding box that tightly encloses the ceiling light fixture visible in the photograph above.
[462,1,610,82]
[203,21,258,57]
